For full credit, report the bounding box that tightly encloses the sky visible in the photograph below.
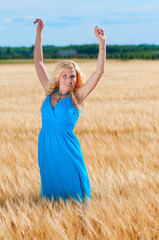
[0,0,159,47]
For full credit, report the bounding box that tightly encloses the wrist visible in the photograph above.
[36,31,42,36]
[99,41,106,48]
[36,32,42,40]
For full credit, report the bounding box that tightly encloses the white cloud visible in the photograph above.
[3,18,12,23]
[2,16,35,24]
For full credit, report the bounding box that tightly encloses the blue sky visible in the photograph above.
[0,0,159,47]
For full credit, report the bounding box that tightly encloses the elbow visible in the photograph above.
[34,58,43,66]
[100,69,104,75]
[97,70,104,77]
[100,67,105,75]
[33,53,42,65]
[34,59,38,65]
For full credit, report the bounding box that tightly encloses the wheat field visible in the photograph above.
[0,59,159,240]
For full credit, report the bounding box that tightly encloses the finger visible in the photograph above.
[98,28,102,34]
[33,19,40,24]
[38,19,44,27]
[99,29,104,36]
[34,18,42,24]
[94,27,99,34]
[95,26,102,35]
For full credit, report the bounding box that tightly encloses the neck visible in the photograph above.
[59,89,70,95]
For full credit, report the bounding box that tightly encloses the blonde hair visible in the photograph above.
[44,60,86,116]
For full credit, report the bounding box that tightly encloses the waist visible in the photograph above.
[42,121,74,131]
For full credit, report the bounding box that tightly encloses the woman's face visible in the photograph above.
[59,68,77,91]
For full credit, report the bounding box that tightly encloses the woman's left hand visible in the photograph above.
[94,26,106,44]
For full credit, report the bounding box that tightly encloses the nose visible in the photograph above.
[66,77,72,82]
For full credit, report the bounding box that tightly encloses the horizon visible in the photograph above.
[1,43,159,48]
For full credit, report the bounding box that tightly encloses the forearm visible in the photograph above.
[96,40,106,75]
[34,32,43,63]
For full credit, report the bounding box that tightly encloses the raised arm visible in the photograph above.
[33,18,50,93]
[74,26,106,104]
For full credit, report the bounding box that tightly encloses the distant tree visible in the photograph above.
[129,53,135,59]
[151,54,157,59]
[7,47,11,55]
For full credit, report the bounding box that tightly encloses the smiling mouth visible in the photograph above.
[65,83,72,87]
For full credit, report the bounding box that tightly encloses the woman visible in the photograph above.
[33,18,106,205]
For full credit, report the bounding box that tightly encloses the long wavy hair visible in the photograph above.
[43,60,86,116]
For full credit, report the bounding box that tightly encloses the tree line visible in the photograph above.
[0,44,159,60]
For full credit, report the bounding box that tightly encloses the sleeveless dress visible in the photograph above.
[38,90,91,205]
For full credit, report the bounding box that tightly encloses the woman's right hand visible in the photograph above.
[33,18,44,34]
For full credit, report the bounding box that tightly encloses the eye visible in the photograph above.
[71,75,76,80]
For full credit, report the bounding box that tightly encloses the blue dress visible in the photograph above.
[38,90,91,205]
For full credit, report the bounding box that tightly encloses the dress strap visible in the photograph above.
[53,89,58,93]
[53,88,71,96]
